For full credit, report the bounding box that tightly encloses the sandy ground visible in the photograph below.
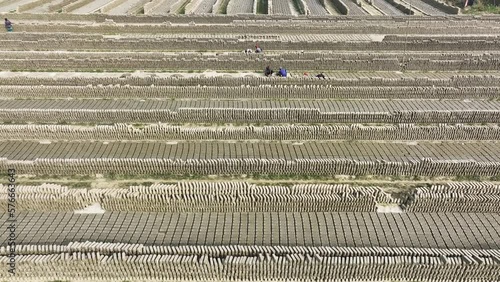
[28,0,66,13]
[377,203,403,213]
[74,202,106,213]
[0,0,32,12]
[73,0,116,13]
[107,0,145,14]
[360,0,385,15]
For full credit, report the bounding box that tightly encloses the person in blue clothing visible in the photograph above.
[277,67,287,77]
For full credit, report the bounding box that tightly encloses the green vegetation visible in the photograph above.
[449,0,500,13]
[463,4,500,13]
[67,182,92,188]
[11,173,500,192]
[177,0,191,14]
[16,173,500,184]
[292,0,305,14]
[455,174,482,181]
[257,0,268,14]
[491,175,500,181]
[218,0,231,14]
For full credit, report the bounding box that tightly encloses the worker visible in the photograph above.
[277,67,287,77]
[255,45,262,53]
[316,73,326,79]
[264,66,273,77]
[4,18,12,32]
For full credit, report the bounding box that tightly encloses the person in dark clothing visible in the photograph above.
[316,73,326,79]
[264,66,273,77]
[4,18,12,31]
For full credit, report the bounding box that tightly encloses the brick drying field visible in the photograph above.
[0,12,499,282]
[1,0,460,15]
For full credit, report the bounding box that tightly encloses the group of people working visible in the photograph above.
[265,66,287,77]
[249,45,325,79]
[244,45,263,54]
[244,45,287,77]
[1,29,322,79]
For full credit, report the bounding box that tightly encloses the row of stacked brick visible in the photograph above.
[0,50,403,60]
[1,108,499,123]
[403,182,500,213]
[5,13,499,25]
[7,35,499,52]
[1,244,498,281]
[2,158,499,176]
[0,182,394,212]
[11,19,500,35]
[87,51,500,62]
[2,85,499,99]
[3,56,500,71]
[0,48,494,58]
[0,183,97,211]
[384,35,500,42]
[93,183,395,212]
[3,180,500,213]
[1,124,499,141]
[0,33,103,41]
[3,51,491,62]
[1,74,499,87]
[0,49,346,61]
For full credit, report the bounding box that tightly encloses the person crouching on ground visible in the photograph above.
[265,66,273,77]
[277,67,287,77]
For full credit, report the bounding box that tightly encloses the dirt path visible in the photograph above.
[15,174,500,191]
